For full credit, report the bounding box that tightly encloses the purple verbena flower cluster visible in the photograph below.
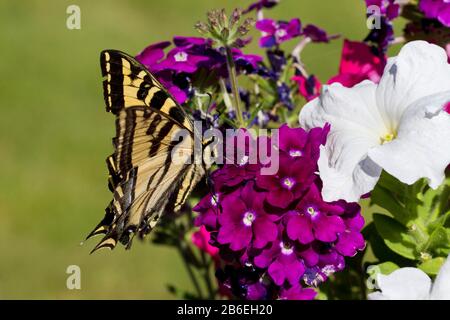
[136,36,262,104]
[193,125,366,300]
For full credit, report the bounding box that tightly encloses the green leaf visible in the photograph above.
[373,213,417,260]
[375,261,400,275]
[371,185,409,225]
[418,257,446,276]
[425,226,450,253]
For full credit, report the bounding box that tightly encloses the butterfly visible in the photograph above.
[86,50,215,253]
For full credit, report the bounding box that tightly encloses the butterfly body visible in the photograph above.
[88,50,209,252]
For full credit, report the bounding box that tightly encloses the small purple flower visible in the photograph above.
[232,49,263,74]
[153,46,209,73]
[364,16,394,53]
[244,0,280,13]
[285,184,346,244]
[256,18,301,48]
[253,229,306,286]
[217,182,278,251]
[135,41,171,72]
[419,0,450,27]
[303,24,339,43]
[256,153,315,209]
[276,83,294,110]
[365,0,400,21]
[334,204,366,256]
[278,124,329,164]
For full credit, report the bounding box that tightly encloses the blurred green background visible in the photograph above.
[0,0,374,299]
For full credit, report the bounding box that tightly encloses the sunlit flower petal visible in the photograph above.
[368,268,432,300]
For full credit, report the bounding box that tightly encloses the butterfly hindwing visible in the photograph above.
[88,50,205,253]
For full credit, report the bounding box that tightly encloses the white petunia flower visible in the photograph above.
[300,41,450,202]
[368,255,450,300]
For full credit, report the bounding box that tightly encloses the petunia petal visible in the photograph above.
[368,268,432,300]
[375,41,450,132]
[300,81,384,202]
[430,255,450,300]
[368,91,450,189]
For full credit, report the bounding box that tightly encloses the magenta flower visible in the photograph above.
[292,74,322,101]
[334,209,366,257]
[135,41,171,72]
[217,182,278,251]
[328,39,385,87]
[192,226,219,258]
[303,24,339,43]
[152,70,189,104]
[256,18,301,48]
[253,229,306,286]
[285,184,346,244]
[278,124,329,164]
[153,46,209,73]
[419,0,450,27]
[256,153,315,208]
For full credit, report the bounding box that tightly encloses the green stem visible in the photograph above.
[177,244,203,299]
[225,46,245,128]
[200,250,216,299]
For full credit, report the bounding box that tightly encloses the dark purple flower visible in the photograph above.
[217,182,277,251]
[276,83,294,110]
[279,285,317,300]
[256,153,315,209]
[278,124,329,164]
[153,46,209,73]
[365,0,400,21]
[334,205,366,256]
[173,36,211,47]
[364,16,394,53]
[285,184,346,244]
[256,18,301,48]
[292,74,322,102]
[419,0,450,27]
[244,0,280,13]
[267,49,286,76]
[253,229,306,286]
[135,41,171,72]
[232,49,263,74]
[303,24,339,43]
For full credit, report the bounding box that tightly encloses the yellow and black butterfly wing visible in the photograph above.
[87,50,205,252]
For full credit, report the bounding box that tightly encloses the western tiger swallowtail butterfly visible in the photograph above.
[86,50,215,253]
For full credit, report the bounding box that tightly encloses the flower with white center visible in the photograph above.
[174,51,188,62]
[243,211,256,226]
[368,255,450,300]
[300,41,450,202]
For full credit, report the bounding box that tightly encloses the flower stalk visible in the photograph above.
[225,46,245,127]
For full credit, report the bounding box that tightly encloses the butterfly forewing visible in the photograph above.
[88,50,205,253]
